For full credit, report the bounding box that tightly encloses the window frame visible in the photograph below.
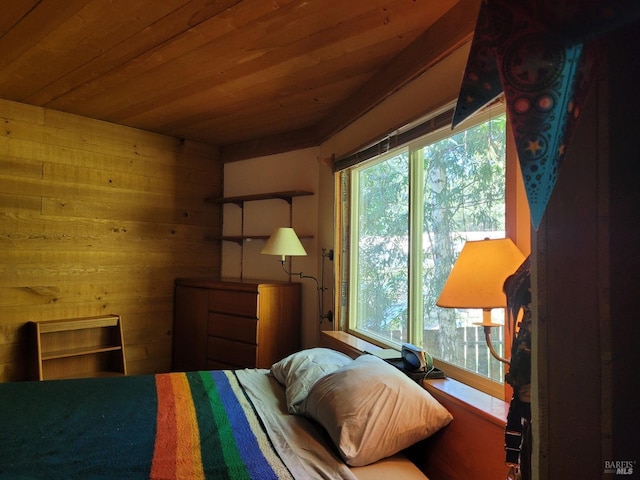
[342,103,518,398]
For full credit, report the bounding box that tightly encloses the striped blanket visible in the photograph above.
[0,370,293,480]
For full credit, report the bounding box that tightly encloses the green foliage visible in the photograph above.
[352,114,506,371]
[423,116,506,332]
[355,152,409,338]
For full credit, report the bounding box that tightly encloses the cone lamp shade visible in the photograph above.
[437,238,525,312]
[261,227,307,262]
[437,237,525,365]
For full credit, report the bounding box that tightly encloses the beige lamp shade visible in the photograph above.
[436,238,525,310]
[261,227,307,261]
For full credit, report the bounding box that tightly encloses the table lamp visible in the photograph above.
[261,227,334,323]
[436,237,525,364]
[261,227,308,262]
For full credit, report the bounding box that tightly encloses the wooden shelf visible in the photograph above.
[31,314,127,381]
[49,370,126,381]
[205,190,313,206]
[41,344,123,361]
[204,233,314,245]
[204,189,314,252]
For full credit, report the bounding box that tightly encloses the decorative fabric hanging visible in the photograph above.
[453,0,640,229]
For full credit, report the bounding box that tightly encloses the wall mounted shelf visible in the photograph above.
[205,189,314,278]
[207,234,314,246]
[205,190,314,244]
[205,190,313,206]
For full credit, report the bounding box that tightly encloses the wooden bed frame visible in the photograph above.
[321,331,509,480]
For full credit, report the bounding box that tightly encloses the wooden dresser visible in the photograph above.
[172,277,301,371]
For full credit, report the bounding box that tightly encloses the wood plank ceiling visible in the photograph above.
[0,0,478,161]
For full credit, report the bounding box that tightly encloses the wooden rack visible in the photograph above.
[31,314,126,380]
[204,189,314,244]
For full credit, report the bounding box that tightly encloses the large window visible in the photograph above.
[346,106,509,396]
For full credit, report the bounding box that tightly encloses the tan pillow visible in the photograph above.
[303,354,453,466]
[270,347,353,414]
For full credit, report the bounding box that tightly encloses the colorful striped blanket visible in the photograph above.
[0,370,293,480]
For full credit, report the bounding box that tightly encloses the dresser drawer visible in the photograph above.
[208,290,258,317]
[208,313,258,344]
[207,337,257,367]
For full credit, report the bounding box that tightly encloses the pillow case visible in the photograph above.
[303,354,453,466]
[270,347,353,414]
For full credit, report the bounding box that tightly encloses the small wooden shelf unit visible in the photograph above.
[31,314,127,380]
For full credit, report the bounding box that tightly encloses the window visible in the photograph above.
[345,105,509,396]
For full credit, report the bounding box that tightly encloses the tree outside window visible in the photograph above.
[349,110,507,386]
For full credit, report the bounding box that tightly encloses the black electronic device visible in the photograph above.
[401,343,432,372]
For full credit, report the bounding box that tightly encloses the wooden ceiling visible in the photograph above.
[0,0,478,161]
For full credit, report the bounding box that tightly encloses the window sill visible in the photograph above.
[320,330,508,427]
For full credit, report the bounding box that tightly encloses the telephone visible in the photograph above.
[401,343,433,373]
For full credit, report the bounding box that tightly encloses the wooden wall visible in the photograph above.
[0,99,222,382]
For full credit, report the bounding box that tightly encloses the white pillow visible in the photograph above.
[303,354,453,466]
[270,348,353,414]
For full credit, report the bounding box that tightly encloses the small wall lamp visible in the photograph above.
[261,227,334,323]
[436,237,525,365]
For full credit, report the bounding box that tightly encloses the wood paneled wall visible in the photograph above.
[0,99,222,382]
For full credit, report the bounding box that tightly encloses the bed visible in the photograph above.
[0,349,455,480]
